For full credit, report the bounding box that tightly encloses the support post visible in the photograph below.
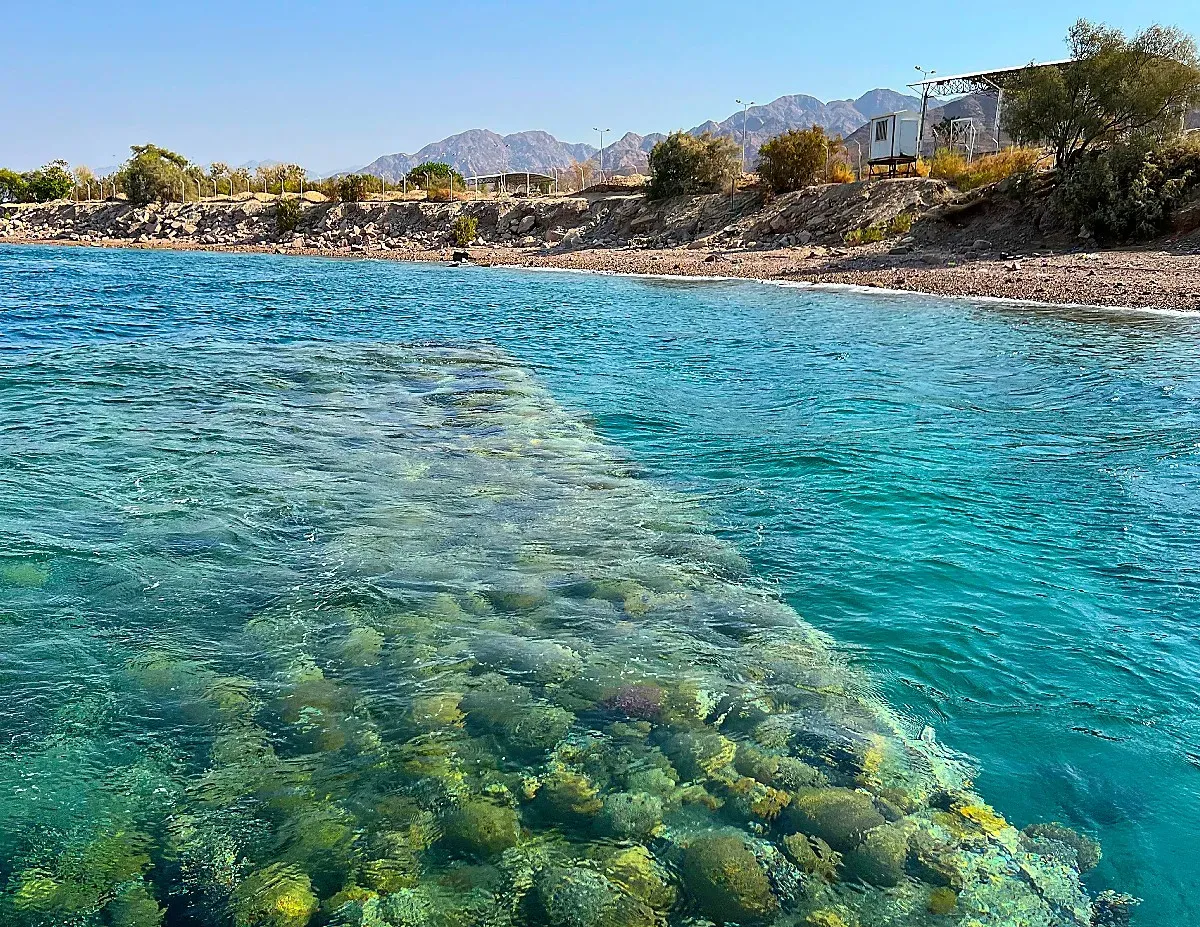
[993,87,1005,149]
[918,85,930,159]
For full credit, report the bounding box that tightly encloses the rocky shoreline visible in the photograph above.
[4,187,1199,311]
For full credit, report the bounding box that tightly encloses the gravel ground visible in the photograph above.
[10,237,1200,311]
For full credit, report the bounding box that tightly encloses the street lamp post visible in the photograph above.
[735,99,755,175]
[593,127,611,186]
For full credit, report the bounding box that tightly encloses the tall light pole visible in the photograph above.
[914,66,936,158]
[593,127,610,186]
[735,99,755,175]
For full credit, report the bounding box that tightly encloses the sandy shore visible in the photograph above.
[9,235,1200,312]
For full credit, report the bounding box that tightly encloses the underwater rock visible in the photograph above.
[681,834,779,925]
[471,632,582,684]
[126,650,217,696]
[907,826,965,890]
[624,764,679,801]
[230,863,318,927]
[410,692,465,730]
[483,583,550,613]
[773,757,829,791]
[841,822,910,886]
[461,679,574,756]
[342,626,385,666]
[1022,822,1102,873]
[103,881,164,927]
[441,800,521,858]
[663,731,737,782]
[1090,890,1141,927]
[597,791,664,839]
[784,788,885,853]
[9,868,101,918]
[1,562,50,587]
[274,804,359,886]
[734,744,781,784]
[529,865,656,927]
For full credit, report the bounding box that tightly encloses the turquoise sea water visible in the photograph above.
[1,244,1198,926]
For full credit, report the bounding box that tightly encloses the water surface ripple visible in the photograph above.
[2,245,1199,926]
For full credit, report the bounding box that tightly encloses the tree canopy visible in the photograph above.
[121,144,190,204]
[0,169,28,203]
[0,162,73,202]
[406,162,464,188]
[1003,19,1200,167]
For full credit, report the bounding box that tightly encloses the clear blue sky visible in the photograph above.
[4,0,1198,174]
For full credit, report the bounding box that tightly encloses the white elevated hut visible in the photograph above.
[867,110,920,176]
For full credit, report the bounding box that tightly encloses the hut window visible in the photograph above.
[875,121,889,141]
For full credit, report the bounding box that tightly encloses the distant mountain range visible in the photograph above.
[353,89,926,180]
[356,130,598,182]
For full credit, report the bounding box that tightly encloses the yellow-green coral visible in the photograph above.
[954,801,1010,837]
[11,870,97,916]
[855,735,887,788]
[536,765,604,821]
[807,909,855,927]
[231,863,318,927]
[104,882,164,927]
[605,846,677,912]
[782,833,841,881]
[342,626,385,666]
[2,562,49,587]
[928,886,959,915]
[410,692,465,730]
[441,800,521,858]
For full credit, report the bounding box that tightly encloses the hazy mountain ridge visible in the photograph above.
[355,88,925,180]
[357,129,600,182]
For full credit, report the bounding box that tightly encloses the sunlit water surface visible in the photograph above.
[2,245,1199,926]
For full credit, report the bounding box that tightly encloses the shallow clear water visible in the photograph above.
[2,244,1198,926]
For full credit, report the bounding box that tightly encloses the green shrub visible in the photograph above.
[844,225,885,246]
[929,147,1042,191]
[276,197,303,235]
[338,174,369,202]
[121,144,189,204]
[757,127,840,193]
[829,162,856,184]
[647,131,739,199]
[452,214,478,246]
[887,212,913,235]
[1057,135,1200,242]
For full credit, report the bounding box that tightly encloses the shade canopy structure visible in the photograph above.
[907,59,1073,155]
[468,171,559,194]
[909,60,1071,98]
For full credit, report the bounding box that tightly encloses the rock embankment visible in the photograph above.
[0,179,950,254]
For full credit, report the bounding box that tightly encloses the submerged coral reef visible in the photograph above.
[0,347,1110,926]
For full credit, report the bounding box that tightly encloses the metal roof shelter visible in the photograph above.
[908,59,1072,154]
[467,171,559,195]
